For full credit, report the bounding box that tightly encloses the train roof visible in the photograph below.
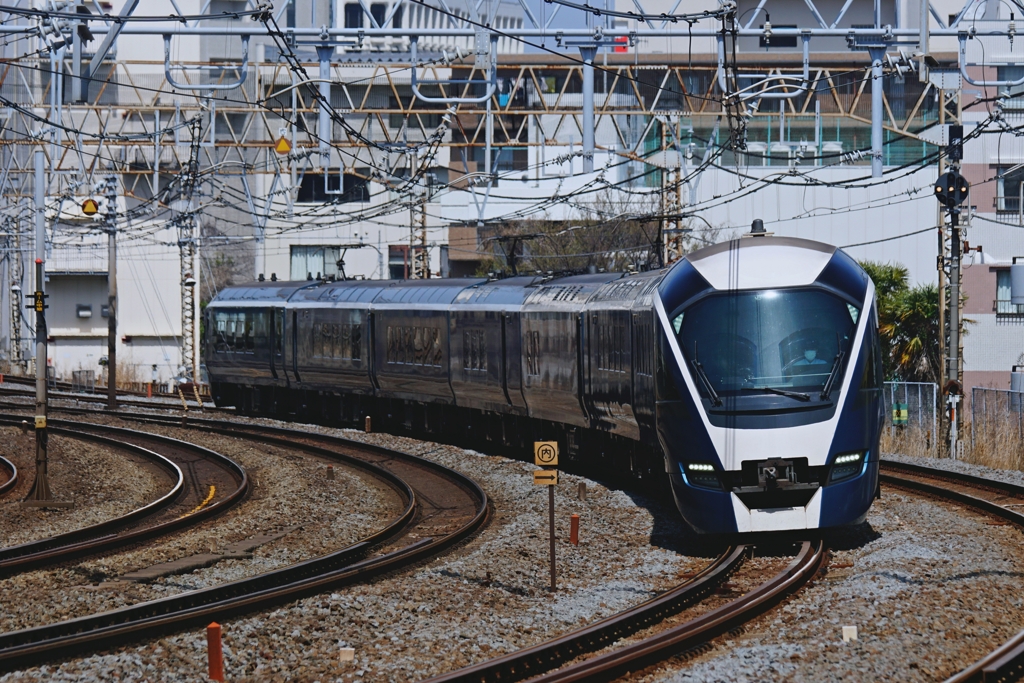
[373,278,487,305]
[524,272,622,307]
[291,279,392,303]
[453,276,545,306]
[683,236,837,291]
[208,281,316,303]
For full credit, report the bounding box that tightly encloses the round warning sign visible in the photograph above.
[534,441,558,467]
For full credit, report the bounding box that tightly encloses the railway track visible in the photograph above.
[0,373,189,402]
[0,416,248,577]
[414,458,1024,683]
[418,541,825,683]
[0,454,16,496]
[879,459,1024,683]
[10,400,1024,681]
[0,383,214,413]
[0,415,490,675]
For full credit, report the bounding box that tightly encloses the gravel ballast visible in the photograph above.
[636,456,1024,683]
[1,423,705,682]
[0,428,168,547]
[0,421,400,633]
[4,425,1024,682]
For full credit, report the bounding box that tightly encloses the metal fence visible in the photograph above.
[881,381,939,456]
[971,388,1024,470]
[71,370,96,394]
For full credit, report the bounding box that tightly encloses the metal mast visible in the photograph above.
[177,117,202,383]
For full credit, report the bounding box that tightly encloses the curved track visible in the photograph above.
[421,541,825,683]
[0,454,16,496]
[0,415,490,675]
[0,416,248,577]
[880,459,1024,683]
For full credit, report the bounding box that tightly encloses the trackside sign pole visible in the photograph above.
[534,441,559,592]
[548,484,556,592]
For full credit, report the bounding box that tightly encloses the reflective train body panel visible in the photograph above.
[205,235,882,534]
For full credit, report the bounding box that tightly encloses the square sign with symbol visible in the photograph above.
[534,441,559,467]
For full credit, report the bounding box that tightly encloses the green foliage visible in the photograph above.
[860,261,941,384]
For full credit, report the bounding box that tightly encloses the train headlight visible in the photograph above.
[829,451,866,483]
[683,462,722,490]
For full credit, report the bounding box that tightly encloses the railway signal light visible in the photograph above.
[934,171,969,208]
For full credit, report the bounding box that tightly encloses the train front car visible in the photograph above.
[654,235,883,534]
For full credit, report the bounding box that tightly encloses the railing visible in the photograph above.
[971,388,1024,471]
[995,195,1022,213]
[995,300,1024,318]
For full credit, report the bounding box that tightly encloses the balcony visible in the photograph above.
[996,299,1024,320]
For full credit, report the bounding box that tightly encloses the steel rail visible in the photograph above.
[0,374,182,399]
[0,454,17,496]
[0,420,489,675]
[0,417,246,576]
[518,540,826,683]
[0,384,211,411]
[421,545,747,683]
[879,459,1024,683]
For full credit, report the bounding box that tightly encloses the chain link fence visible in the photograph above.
[971,388,1024,471]
[880,381,939,458]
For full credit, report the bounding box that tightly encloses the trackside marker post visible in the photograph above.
[207,622,224,681]
[570,514,579,546]
[534,441,559,592]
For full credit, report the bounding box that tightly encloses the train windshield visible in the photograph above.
[672,289,860,400]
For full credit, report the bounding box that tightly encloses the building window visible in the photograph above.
[370,3,386,26]
[291,245,342,280]
[996,270,1024,318]
[759,24,797,48]
[296,171,369,204]
[388,244,427,279]
[344,3,363,28]
[997,166,1024,213]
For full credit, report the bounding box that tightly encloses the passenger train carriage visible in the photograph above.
[205,230,883,534]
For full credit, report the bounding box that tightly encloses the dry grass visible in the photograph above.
[881,426,940,460]
[965,420,1024,472]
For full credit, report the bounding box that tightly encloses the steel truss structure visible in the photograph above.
[0,0,1014,375]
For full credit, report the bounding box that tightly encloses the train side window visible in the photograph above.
[463,329,486,372]
[252,311,269,351]
[351,324,362,361]
[526,329,540,375]
[274,310,283,355]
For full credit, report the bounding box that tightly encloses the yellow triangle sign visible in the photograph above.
[274,136,292,155]
[81,198,99,216]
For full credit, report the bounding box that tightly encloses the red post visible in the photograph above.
[570,514,579,546]
[147,382,152,399]
[207,622,224,681]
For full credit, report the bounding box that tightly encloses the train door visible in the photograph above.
[577,312,590,424]
[290,310,302,383]
[269,307,282,381]
[503,311,527,410]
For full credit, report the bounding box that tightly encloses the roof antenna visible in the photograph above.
[745,218,774,238]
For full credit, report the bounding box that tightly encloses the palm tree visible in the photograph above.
[860,261,940,383]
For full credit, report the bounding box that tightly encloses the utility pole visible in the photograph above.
[9,190,24,372]
[104,175,118,409]
[178,117,202,384]
[934,127,968,459]
[409,149,429,279]
[23,150,70,508]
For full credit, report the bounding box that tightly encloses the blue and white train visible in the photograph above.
[204,226,883,533]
